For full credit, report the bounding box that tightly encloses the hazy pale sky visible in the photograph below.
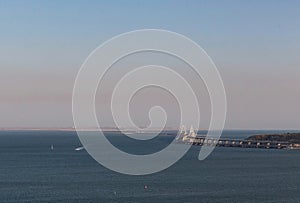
[0,0,299,129]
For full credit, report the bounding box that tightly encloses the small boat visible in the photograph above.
[75,146,85,151]
[51,145,54,150]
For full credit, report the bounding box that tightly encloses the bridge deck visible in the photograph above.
[180,136,294,149]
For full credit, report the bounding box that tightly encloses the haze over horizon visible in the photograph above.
[1,0,300,130]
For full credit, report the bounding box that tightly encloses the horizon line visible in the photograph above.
[0,127,299,132]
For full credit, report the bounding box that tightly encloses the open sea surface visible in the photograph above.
[0,130,300,203]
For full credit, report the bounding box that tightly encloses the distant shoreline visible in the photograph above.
[0,128,179,133]
[247,133,300,144]
[1,128,299,132]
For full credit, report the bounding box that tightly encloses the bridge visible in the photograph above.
[180,136,296,149]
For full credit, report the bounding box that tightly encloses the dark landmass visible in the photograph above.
[247,133,300,144]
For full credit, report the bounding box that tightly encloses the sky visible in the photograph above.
[0,0,300,129]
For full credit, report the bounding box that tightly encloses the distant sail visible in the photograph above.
[177,125,187,140]
[189,126,196,138]
[179,125,184,134]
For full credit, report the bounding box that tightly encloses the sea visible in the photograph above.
[0,130,300,203]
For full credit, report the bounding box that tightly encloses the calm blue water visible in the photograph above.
[0,130,300,202]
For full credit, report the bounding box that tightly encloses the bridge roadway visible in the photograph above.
[183,136,290,149]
